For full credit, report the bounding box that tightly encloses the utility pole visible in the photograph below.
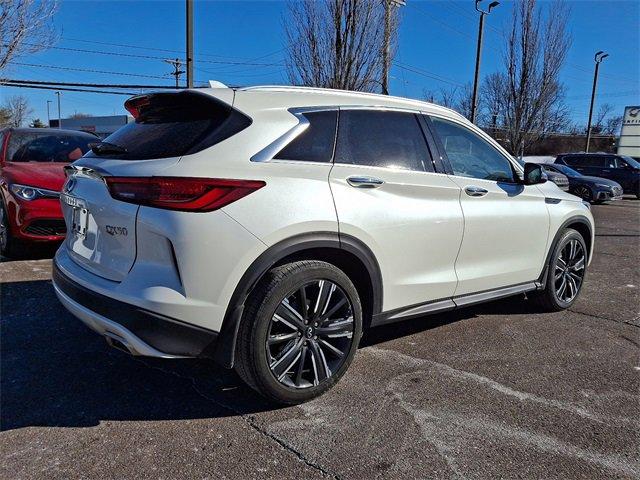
[381,0,405,95]
[470,0,499,124]
[164,58,185,88]
[55,91,62,129]
[186,0,194,88]
[585,51,609,152]
[46,100,52,127]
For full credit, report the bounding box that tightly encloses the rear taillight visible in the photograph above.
[104,177,265,212]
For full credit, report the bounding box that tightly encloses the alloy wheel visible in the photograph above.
[554,239,585,303]
[574,186,591,201]
[266,280,354,389]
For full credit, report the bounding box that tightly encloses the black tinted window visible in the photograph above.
[566,156,604,168]
[334,110,431,172]
[8,132,94,163]
[275,110,337,162]
[86,91,251,160]
[431,117,515,182]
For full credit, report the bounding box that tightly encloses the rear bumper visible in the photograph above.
[53,261,218,358]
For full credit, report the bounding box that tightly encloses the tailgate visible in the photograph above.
[61,169,139,282]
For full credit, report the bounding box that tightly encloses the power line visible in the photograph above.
[13,42,286,67]
[8,61,171,80]
[2,79,180,89]
[393,61,465,87]
[1,83,136,95]
[61,37,285,62]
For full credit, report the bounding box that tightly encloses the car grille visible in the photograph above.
[24,219,67,237]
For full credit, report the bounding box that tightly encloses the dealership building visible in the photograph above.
[49,115,133,138]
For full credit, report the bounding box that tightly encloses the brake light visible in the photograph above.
[124,95,151,119]
[104,177,265,212]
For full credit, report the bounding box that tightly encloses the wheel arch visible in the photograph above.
[208,232,382,368]
[538,216,593,286]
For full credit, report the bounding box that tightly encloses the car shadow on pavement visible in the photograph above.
[1,242,60,262]
[1,278,536,432]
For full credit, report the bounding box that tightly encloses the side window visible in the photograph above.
[275,110,337,163]
[563,156,579,166]
[583,156,605,168]
[430,117,515,182]
[614,157,629,169]
[334,110,432,172]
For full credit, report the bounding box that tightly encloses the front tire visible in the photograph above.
[235,260,363,404]
[573,185,593,203]
[0,203,20,258]
[530,228,587,312]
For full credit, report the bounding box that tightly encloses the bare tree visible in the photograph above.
[589,103,623,135]
[2,94,33,126]
[284,0,397,92]
[483,0,571,156]
[423,83,474,119]
[69,112,91,119]
[603,115,622,136]
[480,72,505,130]
[0,0,58,71]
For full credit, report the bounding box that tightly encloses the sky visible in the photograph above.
[1,0,639,127]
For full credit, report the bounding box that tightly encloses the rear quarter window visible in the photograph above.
[275,110,337,163]
[85,91,251,160]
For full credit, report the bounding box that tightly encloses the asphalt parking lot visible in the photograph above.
[1,199,639,480]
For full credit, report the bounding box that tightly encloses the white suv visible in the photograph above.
[53,86,594,404]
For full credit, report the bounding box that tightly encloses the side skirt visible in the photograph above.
[371,281,540,327]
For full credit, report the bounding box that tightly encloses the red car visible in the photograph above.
[0,128,97,257]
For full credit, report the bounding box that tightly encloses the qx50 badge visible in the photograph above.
[105,225,128,236]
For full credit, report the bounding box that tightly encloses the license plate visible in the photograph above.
[61,193,88,238]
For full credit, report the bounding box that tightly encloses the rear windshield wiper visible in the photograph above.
[90,142,128,155]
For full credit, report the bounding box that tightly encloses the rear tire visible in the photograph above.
[235,260,362,404]
[530,228,587,312]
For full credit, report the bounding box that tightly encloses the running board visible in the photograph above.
[371,282,539,327]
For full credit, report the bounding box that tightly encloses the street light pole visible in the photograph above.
[470,0,499,124]
[381,0,405,96]
[55,91,62,129]
[46,100,52,127]
[585,51,609,152]
[186,0,194,88]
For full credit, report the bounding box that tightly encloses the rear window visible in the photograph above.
[275,110,337,163]
[85,91,251,160]
[7,131,94,163]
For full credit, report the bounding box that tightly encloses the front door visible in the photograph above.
[428,115,550,296]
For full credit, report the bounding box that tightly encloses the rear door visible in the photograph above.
[427,115,549,296]
[574,155,606,177]
[329,108,463,312]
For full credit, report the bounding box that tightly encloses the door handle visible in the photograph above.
[347,176,384,188]
[464,186,489,197]
[602,169,611,173]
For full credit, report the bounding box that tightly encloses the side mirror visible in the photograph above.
[523,163,547,185]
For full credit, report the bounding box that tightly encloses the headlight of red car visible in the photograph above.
[9,184,60,201]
